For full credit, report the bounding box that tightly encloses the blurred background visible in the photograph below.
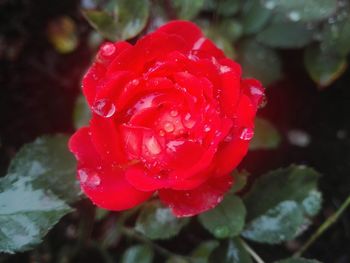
[0,0,349,262]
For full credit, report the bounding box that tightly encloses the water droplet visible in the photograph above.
[145,136,162,155]
[78,169,88,183]
[204,125,211,132]
[185,192,191,197]
[240,127,254,140]
[100,43,116,57]
[78,168,101,187]
[89,174,101,186]
[183,113,195,128]
[166,140,185,152]
[288,11,301,22]
[164,122,175,133]
[264,0,276,9]
[287,129,310,147]
[92,99,116,118]
[170,110,178,117]
[159,130,165,136]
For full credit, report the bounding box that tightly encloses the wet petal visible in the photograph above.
[69,127,153,210]
[159,173,233,217]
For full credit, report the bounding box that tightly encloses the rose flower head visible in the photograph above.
[69,21,265,217]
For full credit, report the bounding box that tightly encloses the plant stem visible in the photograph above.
[294,194,350,257]
[240,239,265,263]
[121,227,193,261]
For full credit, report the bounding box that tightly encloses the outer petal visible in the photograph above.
[159,173,233,217]
[214,94,256,175]
[158,20,225,58]
[69,127,153,210]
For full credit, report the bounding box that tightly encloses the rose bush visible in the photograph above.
[69,20,265,217]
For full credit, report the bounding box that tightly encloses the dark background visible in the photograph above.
[0,0,349,262]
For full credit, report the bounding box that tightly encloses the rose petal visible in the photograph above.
[158,20,224,58]
[159,173,233,217]
[69,127,153,210]
[214,94,256,175]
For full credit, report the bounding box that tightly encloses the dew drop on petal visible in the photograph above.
[170,110,179,117]
[204,125,211,132]
[166,140,185,152]
[78,169,88,183]
[145,136,162,155]
[164,122,175,133]
[240,127,254,140]
[78,168,101,187]
[100,42,116,57]
[183,113,196,129]
[159,130,165,136]
[89,174,101,187]
[92,99,116,118]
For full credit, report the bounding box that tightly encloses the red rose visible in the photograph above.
[69,21,264,217]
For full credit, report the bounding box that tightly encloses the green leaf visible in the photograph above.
[230,170,250,193]
[216,19,243,43]
[242,165,322,244]
[0,173,72,253]
[274,258,322,263]
[242,201,305,244]
[261,0,337,22]
[250,118,281,150]
[82,10,119,41]
[241,0,271,35]
[121,245,154,263]
[172,0,205,20]
[191,240,219,263]
[83,0,150,40]
[73,94,91,129]
[257,22,314,48]
[8,135,80,203]
[217,0,241,17]
[135,201,189,240]
[113,0,150,40]
[244,165,321,220]
[238,40,282,86]
[208,238,253,263]
[322,15,350,56]
[198,195,246,239]
[304,45,347,88]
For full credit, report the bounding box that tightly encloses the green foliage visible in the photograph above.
[322,15,350,56]
[191,240,219,263]
[198,195,246,239]
[242,165,322,244]
[209,238,253,263]
[250,117,281,150]
[241,0,271,35]
[261,0,337,22]
[0,173,72,253]
[82,10,118,41]
[238,40,282,86]
[230,170,249,193]
[0,135,77,253]
[8,135,80,203]
[257,22,314,48]
[135,201,189,240]
[172,0,205,20]
[83,0,150,41]
[121,245,154,263]
[304,45,347,88]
